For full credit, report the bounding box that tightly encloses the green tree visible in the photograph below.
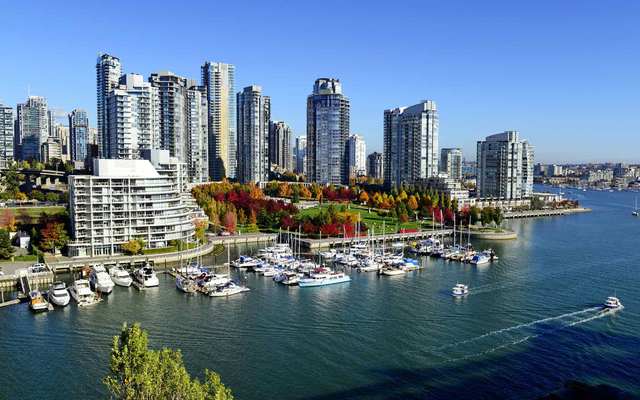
[1,163,24,197]
[0,229,15,260]
[122,239,144,255]
[104,323,234,400]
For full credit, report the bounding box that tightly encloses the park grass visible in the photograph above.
[13,254,38,262]
[142,242,197,255]
[298,202,432,235]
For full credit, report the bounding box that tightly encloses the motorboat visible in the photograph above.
[281,274,300,285]
[299,271,351,287]
[176,275,197,294]
[109,267,133,287]
[357,259,382,272]
[209,281,250,297]
[470,251,491,265]
[89,265,115,294]
[29,290,50,312]
[47,281,70,307]
[381,267,406,276]
[133,265,160,288]
[231,256,262,269]
[69,279,99,306]
[603,296,623,309]
[452,283,469,297]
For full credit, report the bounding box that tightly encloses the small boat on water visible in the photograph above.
[109,267,133,287]
[47,281,70,307]
[29,290,50,312]
[603,296,623,310]
[133,265,160,288]
[209,281,250,297]
[176,275,197,294]
[69,279,99,306]
[299,271,351,287]
[89,265,115,294]
[231,256,262,269]
[452,283,469,297]
[380,267,406,276]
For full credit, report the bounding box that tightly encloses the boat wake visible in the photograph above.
[410,306,611,363]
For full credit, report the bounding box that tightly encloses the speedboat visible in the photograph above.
[603,296,623,310]
[109,267,133,287]
[89,265,115,294]
[47,281,70,307]
[299,271,351,287]
[209,281,250,297]
[133,265,160,288]
[29,290,50,312]
[282,274,300,285]
[470,251,491,265]
[69,279,99,306]
[452,283,469,297]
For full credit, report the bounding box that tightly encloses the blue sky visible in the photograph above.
[1,0,639,163]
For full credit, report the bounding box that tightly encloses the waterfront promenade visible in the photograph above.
[504,207,591,219]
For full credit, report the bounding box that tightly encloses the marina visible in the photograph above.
[0,188,638,399]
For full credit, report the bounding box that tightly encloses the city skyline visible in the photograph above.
[1,1,638,164]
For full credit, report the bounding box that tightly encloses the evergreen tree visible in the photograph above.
[0,229,15,260]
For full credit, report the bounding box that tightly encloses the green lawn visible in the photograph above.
[299,203,433,235]
[13,254,38,262]
[142,242,197,255]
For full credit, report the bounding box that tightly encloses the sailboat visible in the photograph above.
[632,197,639,216]
[209,243,250,297]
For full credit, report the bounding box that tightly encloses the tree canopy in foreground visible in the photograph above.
[104,323,234,400]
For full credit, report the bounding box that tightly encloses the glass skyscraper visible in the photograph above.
[69,109,89,162]
[201,62,236,180]
[237,85,270,183]
[16,96,49,161]
[306,78,350,185]
[96,53,122,158]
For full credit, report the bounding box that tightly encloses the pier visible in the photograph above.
[296,229,453,250]
[504,207,591,219]
[0,264,55,294]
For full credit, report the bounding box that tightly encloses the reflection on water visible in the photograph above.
[1,188,639,399]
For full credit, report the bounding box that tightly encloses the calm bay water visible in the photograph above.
[1,188,639,399]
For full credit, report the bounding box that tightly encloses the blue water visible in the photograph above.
[1,188,639,399]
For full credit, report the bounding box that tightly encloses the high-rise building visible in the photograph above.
[367,152,383,180]
[0,103,14,164]
[294,136,307,175]
[476,131,534,199]
[383,100,439,187]
[56,125,71,162]
[236,85,270,183]
[201,62,236,180]
[69,109,89,163]
[106,74,160,159]
[269,121,292,171]
[96,53,122,158]
[306,78,350,184]
[440,148,463,181]
[348,133,366,177]
[16,96,49,161]
[185,85,209,183]
[149,71,209,183]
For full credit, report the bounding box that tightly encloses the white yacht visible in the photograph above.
[133,265,160,288]
[89,265,115,294]
[603,296,623,310]
[452,283,469,297]
[47,281,70,307]
[109,267,133,287]
[381,267,406,276]
[209,281,250,297]
[69,279,99,306]
[357,259,382,272]
[299,271,351,287]
[231,256,261,269]
[470,251,492,265]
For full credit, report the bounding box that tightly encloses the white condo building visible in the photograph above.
[68,150,196,257]
[476,131,534,200]
[348,133,366,177]
[384,100,439,187]
[106,74,160,159]
[0,103,14,164]
[96,53,122,158]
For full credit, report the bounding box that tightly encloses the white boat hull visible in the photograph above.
[48,292,70,307]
